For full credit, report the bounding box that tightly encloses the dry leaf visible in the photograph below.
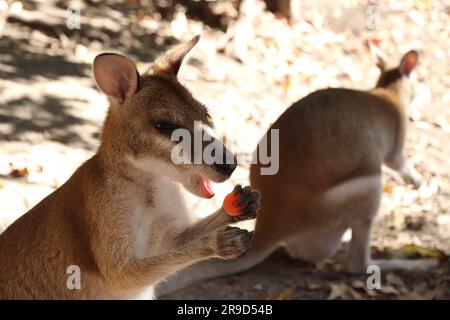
[401,283,444,300]
[253,283,263,291]
[304,281,322,291]
[397,244,446,260]
[10,167,29,178]
[268,287,294,300]
[378,285,401,296]
[277,287,294,300]
[386,273,405,288]
[351,280,365,289]
[383,183,394,194]
[328,282,364,300]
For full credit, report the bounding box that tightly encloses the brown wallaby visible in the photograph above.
[0,36,261,299]
[157,49,438,296]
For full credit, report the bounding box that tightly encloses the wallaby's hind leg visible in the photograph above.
[349,215,438,272]
[311,174,381,273]
[347,217,375,273]
[343,174,437,273]
[385,153,422,189]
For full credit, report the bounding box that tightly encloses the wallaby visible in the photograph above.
[0,36,261,299]
[157,49,438,296]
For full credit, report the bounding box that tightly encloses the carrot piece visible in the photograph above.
[223,191,246,216]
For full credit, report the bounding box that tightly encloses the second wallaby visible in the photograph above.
[158,49,438,296]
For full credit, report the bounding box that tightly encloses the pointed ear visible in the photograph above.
[374,54,385,71]
[93,53,139,103]
[368,42,385,71]
[399,50,418,77]
[153,35,201,76]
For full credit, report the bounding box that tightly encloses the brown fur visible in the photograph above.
[157,50,436,296]
[0,36,261,299]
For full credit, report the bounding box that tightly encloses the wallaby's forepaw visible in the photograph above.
[212,226,254,260]
[226,184,261,221]
[403,172,422,189]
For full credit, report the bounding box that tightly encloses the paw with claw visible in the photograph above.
[212,226,254,260]
[222,185,261,221]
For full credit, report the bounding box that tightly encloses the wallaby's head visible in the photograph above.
[93,36,236,198]
[374,50,419,106]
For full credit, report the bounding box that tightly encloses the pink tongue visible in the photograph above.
[199,178,215,198]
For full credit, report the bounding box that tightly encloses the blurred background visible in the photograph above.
[0,0,449,299]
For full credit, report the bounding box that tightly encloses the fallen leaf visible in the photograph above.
[348,287,363,300]
[396,244,446,260]
[10,167,29,178]
[267,287,295,300]
[351,280,365,289]
[378,285,401,296]
[351,279,377,297]
[253,283,263,291]
[383,183,394,194]
[401,283,444,300]
[327,283,363,300]
[304,281,322,291]
[386,273,405,288]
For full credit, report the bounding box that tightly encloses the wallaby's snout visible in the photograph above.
[213,147,237,177]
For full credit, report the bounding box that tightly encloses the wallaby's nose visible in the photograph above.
[214,162,237,176]
[214,151,237,176]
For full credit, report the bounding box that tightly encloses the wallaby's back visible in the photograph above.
[252,88,400,195]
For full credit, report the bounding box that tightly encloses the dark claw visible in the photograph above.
[233,184,243,195]
[227,185,261,221]
[237,191,260,206]
[242,204,256,214]
[236,195,249,206]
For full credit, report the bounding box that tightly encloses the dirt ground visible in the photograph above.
[0,0,449,299]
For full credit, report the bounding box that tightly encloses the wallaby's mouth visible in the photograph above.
[197,176,215,198]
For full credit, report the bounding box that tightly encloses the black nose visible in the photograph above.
[214,162,237,176]
[214,151,237,176]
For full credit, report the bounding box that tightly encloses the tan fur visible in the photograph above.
[0,36,261,299]
[157,50,437,296]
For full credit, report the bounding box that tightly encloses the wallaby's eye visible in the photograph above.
[155,121,178,134]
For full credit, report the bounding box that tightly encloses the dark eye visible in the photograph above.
[155,121,178,133]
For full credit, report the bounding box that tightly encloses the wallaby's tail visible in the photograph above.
[156,241,277,297]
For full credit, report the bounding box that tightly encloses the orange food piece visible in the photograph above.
[223,191,246,216]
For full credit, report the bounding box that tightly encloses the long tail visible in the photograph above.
[155,241,277,297]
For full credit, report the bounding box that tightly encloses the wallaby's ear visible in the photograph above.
[399,50,418,77]
[153,35,201,76]
[367,41,385,71]
[374,54,385,71]
[93,53,139,104]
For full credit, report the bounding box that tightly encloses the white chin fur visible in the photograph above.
[126,155,181,182]
[126,154,207,197]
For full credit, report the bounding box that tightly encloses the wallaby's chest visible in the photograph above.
[125,178,193,258]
